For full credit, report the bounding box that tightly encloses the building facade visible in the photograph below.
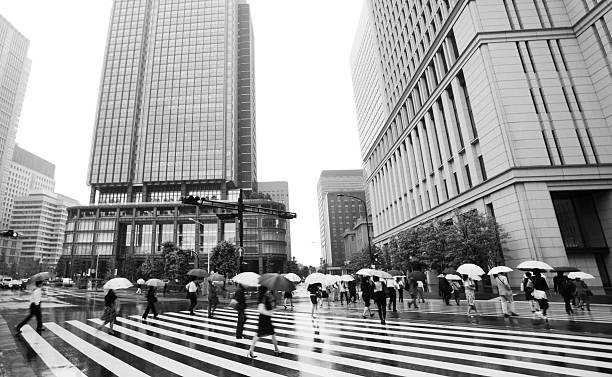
[0,16,31,229]
[258,181,291,260]
[10,192,79,272]
[0,145,55,228]
[341,216,374,264]
[317,170,368,267]
[351,0,612,290]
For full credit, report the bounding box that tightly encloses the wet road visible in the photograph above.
[1,287,612,376]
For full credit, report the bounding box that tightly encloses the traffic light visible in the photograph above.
[1,229,19,238]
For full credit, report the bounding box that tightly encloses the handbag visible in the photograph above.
[533,289,547,300]
[228,299,238,309]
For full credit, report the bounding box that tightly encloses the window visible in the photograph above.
[478,155,488,181]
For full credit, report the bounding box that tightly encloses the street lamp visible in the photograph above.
[337,194,374,268]
[188,218,208,272]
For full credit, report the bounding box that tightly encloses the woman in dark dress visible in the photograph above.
[361,276,375,318]
[98,289,118,335]
[142,286,158,320]
[532,270,550,319]
[248,285,282,358]
[307,283,320,318]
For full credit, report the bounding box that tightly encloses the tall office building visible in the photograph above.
[351,0,612,289]
[317,170,369,268]
[0,16,31,228]
[0,145,55,228]
[258,181,291,260]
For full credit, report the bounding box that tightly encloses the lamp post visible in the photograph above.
[336,194,374,268]
[188,218,208,272]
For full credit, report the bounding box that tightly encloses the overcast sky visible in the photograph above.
[1,0,364,267]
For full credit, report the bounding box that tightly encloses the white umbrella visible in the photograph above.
[568,272,595,280]
[136,278,145,285]
[304,272,326,285]
[457,264,485,276]
[283,273,301,283]
[232,272,260,287]
[445,274,462,281]
[340,274,354,282]
[516,260,554,271]
[324,274,340,286]
[103,277,133,290]
[371,270,393,279]
[356,268,375,276]
[487,266,513,275]
[145,278,165,287]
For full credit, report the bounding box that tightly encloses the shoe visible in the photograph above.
[370,313,375,318]
[108,330,115,335]
[153,316,158,319]
[247,352,257,359]
[189,312,195,316]
[274,351,283,357]
[283,305,287,310]
[504,314,510,318]
[510,312,519,317]
[236,336,243,339]
[414,306,419,310]
[142,317,147,321]
[362,315,366,319]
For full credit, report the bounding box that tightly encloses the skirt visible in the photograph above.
[310,294,317,305]
[101,304,116,322]
[257,314,274,337]
[362,293,371,307]
[283,291,292,299]
[465,290,476,306]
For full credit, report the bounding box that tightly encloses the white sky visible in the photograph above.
[1,0,364,267]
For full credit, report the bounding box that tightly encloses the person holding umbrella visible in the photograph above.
[522,271,538,314]
[98,289,119,335]
[407,277,419,309]
[186,276,198,315]
[531,269,550,319]
[397,277,405,303]
[494,272,518,317]
[248,285,282,358]
[208,280,219,318]
[142,285,158,320]
[387,279,397,312]
[348,280,357,304]
[372,275,387,324]
[574,277,591,311]
[554,271,576,315]
[235,283,247,339]
[462,275,478,316]
[14,280,44,335]
[360,276,375,319]
[307,282,320,318]
[439,276,452,305]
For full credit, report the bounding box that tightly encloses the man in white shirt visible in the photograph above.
[15,280,44,334]
[186,278,198,315]
[495,272,519,317]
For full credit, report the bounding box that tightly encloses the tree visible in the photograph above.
[138,256,164,280]
[298,265,310,278]
[209,241,239,276]
[160,242,192,283]
[286,257,299,274]
[104,258,116,280]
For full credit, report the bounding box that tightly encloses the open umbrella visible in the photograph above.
[457,264,485,277]
[283,273,301,283]
[136,278,145,285]
[407,271,426,281]
[145,278,165,287]
[27,272,54,284]
[554,266,580,272]
[568,272,595,280]
[516,260,554,271]
[208,273,224,282]
[187,269,209,278]
[387,270,403,277]
[324,274,340,286]
[340,274,354,282]
[487,266,513,275]
[259,273,294,292]
[304,272,326,285]
[232,272,260,287]
[356,268,375,276]
[103,277,133,290]
[445,274,462,281]
[442,267,456,274]
[371,270,393,279]
[437,273,445,278]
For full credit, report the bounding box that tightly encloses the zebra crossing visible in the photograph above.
[17,304,612,377]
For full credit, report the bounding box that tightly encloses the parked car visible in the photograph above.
[11,279,21,290]
[62,278,74,287]
[1,277,13,288]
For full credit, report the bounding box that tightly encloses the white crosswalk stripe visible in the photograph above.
[19,306,612,377]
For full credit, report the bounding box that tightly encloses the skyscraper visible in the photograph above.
[0,16,31,229]
[351,0,612,289]
[258,181,291,260]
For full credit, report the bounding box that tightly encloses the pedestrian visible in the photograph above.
[416,280,426,303]
[283,288,294,309]
[450,280,461,305]
[439,277,452,305]
[531,269,550,319]
[14,280,44,335]
[98,288,119,335]
[208,280,219,318]
[387,279,397,312]
[397,277,404,303]
[372,276,387,324]
[361,276,375,318]
[248,285,282,358]
[522,272,539,314]
[235,283,247,339]
[462,275,478,315]
[331,283,338,302]
[494,272,518,317]
[320,285,330,307]
[407,277,419,309]
[186,277,198,315]
[142,285,158,320]
[87,280,93,291]
[554,271,575,315]
[348,280,357,304]
[308,283,320,318]
[574,277,591,311]
[163,280,168,296]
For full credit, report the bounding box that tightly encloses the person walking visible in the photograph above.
[462,275,478,316]
[397,277,404,303]
[407,277,419,309]
[440,277,452,305]
[142,286,158,320]
[282,288,294,309]
[186,277,198,315]
[348,280,357,304]
[339,281,349,306]
[361,276,375,318]
[98,288,119,335]
[308,283,320,318]
[554,271,575,315]
[574,277,591,311]
[372,276,387,324]
[14,280,44,335]
[387,279,397,312]
[235,283,247,339]
[248,285,282,358]
[416,280,426,303]
[522,272,539,314]
[495,272,518,317]
[531,270,550,319]
[207,280,219,318]
[450,280,461,305]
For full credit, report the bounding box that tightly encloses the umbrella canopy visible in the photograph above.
[516,260,554,271]
[554,266,580,273]
[371,270,393,279]
[437,273,446,278]
[136,278,145,285]
[187,269,209,278]
[232,272,260,287]
[356,268,375,276]
[27,272,54,284]
[407,271,426,281]
[145,278,165,287]
[324,274,340,286]
[568,271,595,280]
[442,267,457,274]
[304,272,326,285]
[445,274,462,281]
[259,273,294,291]
[103,277,133,290]
[208,273,224,282]
[340,274,354,282]
[284,273,301,283]
[387,270,403,277]
[457,264,485,276]
[487,266,513,275]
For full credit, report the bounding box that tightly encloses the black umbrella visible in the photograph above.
[442,267,456,274]
[407,271,426,282]
[27,272,54,284]
[258,273,294,291]
[554,266,580,272]
[187,269,209,278]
